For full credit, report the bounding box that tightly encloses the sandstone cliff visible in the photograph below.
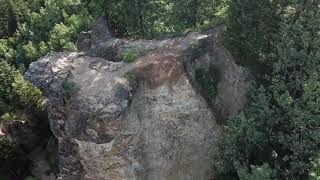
[25,25,251,179]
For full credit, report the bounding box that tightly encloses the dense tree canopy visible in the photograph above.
[218,0,320,179]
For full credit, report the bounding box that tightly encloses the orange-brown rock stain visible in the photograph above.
[132,50,184,90]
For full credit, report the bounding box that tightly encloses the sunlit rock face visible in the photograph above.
[25,28,251,180]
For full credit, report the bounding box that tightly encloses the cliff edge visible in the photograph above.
[25,25,251,179]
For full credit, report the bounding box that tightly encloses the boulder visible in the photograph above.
[76,15,113,56]
[91,15,113,42]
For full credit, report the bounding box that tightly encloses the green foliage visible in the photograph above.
[0,0,28,38]
[190,43,205,58]
[0,61,17,100]
[0,0,96,69]
[0,1,228,178]
[236,162,275,180]
[224,0,277,66]
[122,50,138,63]
[12,74,43,109]
[0,39,15,63]
[114,83,127,93]
[218,2,320,179]
[125,72,138,82]
[22,41,38,64]
[90,0,225,37]
[0,112,16,121]
[0,98,12,113]
[0,137,31,178]
[124,72,138,90]
[0,138,17,161]
[0,62,48,178]
[195,65,220,102]
[62,80,78,98]
[0,0,228,67]
[0,61,43,110]
[1,0,319,179]
[311,155,320,180]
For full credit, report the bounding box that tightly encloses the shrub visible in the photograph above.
[236,162,275,180]
[122,50,138,63]
[0,137,31,178]
[62,80,78,98]
[125,72,138,82]
[311,155,320,180]
[195,65,221,102]
[12,74,43,109]
[218,2,320,179]
[114,82,127,93]
[189,43,206,59]
[224,0,276,67]
[0,113,16,122]
[0,61,43,110]
[0,138,17,162]
[0,98,12,113]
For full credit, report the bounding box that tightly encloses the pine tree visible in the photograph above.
[225,0,277,66]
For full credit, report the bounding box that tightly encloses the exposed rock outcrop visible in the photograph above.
[77,15,113,53]
[25,29,252,180]
[185,31,253,121]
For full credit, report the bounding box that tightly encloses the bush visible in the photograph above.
[236,162,275,180]
[0,138,16,160]
[190,43,205,58]
[125,72,138,82]
[218,2,320,179]
[122,50,138,63]
[0,61,43,109]
[224,0,276,67]
[311,155,320,180]
[0,137,32,178]
[218,84,320,179]
[195,65,220,102]
[12,74,43,109]
[0,113,16,121]
[62,80,78,98]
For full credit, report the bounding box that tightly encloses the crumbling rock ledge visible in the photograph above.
[25,29,252,180]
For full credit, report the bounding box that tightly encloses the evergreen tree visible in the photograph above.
[225,0,277,67]
[218,1,320,179]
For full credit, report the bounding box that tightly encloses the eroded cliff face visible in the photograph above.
[25,28,251,180]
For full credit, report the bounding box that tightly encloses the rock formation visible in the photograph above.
[25,26,251,179]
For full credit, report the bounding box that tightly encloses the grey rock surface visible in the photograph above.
[91,15,113,42]
[184,31,253,121]
[25,30,251,180]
